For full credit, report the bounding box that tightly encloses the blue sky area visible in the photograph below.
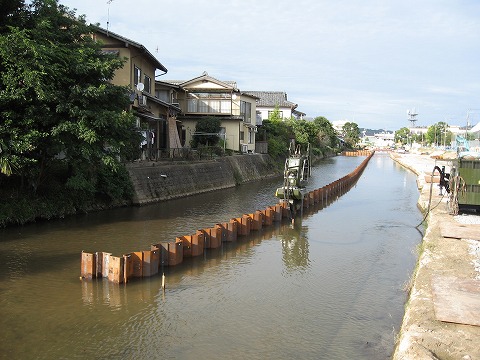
[60,0,480,131]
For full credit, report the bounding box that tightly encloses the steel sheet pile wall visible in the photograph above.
[81,152,374,284]
[343,150,372,156]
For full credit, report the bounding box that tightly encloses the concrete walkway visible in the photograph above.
[391,153,480,360]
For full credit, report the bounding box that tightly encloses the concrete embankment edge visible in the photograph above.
[390,153,480,360]
[126,154,280,205]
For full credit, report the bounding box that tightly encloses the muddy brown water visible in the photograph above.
[0,154,423,359]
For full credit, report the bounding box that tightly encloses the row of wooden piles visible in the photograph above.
[81,151,374,284]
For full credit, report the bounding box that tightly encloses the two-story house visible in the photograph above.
[244,91,306,123]
[164,72,258,153]
[93,27,182,160]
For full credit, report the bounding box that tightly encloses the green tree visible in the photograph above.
[261,119,292,159]
[261,115,340,159]
[268,105,283,122]
[342,122,360,148]
[0,0,140,200]
[191,117,222,147]
[313,116,338,149]
[287,118,320,148]
[425,122,450,146]
[395,127,410,145]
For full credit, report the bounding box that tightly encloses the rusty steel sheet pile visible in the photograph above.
[81,151,374,284]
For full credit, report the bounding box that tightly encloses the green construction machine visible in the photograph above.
[442,135,480,214]
[449,158,480,213]
[275,143,311,218]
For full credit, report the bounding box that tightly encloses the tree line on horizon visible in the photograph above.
[394,122,476,147]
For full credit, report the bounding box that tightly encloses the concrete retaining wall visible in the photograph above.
[126,154,280,205]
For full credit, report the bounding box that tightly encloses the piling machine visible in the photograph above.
[275,143,311,219]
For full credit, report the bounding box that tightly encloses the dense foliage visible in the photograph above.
[394,127,410,145]
[394,127,424,145]
[0,0,141,226]
[260,108,341,159]
[341,122,360,148]
[191,117,222,147]
[425,122,452,146]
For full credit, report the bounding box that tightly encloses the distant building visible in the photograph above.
[332,120,349,135]
[360,131,394,148]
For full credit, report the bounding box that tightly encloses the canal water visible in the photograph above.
[0,154,423,359]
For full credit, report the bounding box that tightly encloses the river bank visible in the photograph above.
[126,153,281,205]
[0,154,283,227]
[390,152,480,359]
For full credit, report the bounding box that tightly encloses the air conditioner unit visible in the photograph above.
[139,95,147,106]
[241,144,248,153]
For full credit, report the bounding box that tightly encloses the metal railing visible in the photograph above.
[140,147,231,162]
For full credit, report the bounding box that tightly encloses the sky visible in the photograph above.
[59,0,480,131]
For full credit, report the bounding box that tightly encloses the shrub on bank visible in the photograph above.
[0,194,77,227]
[0,164,133,228]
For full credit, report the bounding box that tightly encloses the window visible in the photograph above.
[156,90,169,102]
[186,92,232,114]
[188,99,197,112]
[134,66,141,86]
[198,99,209,113]
[240,131,244,141]
[248,129,254,144]
[144,74,151,93]
[220,100,231,113]
[240,101,252,123]
[210,100,220,113]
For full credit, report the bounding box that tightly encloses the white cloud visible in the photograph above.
[60,0,480,130]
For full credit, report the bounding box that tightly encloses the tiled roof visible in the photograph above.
[161,80,183,86]
[243,91,297,108]
[162,79,237,88]
[163,72,237,89]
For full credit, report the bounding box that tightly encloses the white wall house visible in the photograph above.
[332,120,349,135]
[243,91,305,125]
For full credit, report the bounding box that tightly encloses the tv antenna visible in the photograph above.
[407,108,418,128]
[107,0,114,35]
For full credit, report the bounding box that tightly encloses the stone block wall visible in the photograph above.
[126,154,280,205]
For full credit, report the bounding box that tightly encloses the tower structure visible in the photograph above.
[407,108,418,128]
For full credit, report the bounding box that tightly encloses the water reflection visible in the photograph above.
[80,156,370,309]
[279,221,311,272]
[1,155,423,359]
[80,223,291,308]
